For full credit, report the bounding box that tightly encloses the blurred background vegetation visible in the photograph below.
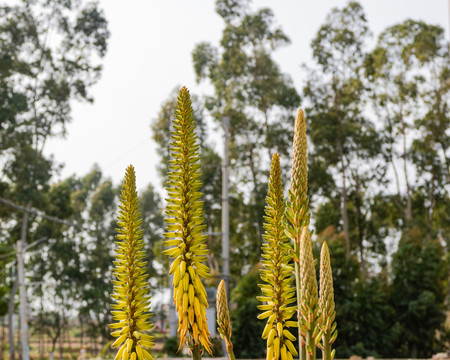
[0,0,448,359]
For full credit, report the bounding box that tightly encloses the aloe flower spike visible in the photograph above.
[110,165,155,360]
[259,153,298,360]
[285,108,311,360]
[217,279,236,360]
[299,228,319,360]
[162,86,213,358]
[317,241,337,360]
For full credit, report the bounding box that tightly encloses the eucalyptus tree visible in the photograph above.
[303,1,384,271]
[363,20,450,358]
[0,1,109,354]
[366,20,448,226]
[191,0,299,273]
[0,0,109,154]
[410,40,449,238]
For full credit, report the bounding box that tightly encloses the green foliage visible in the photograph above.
[366,19,449,226]
[304,0,384,268]
[163,336,180,357]
[0,0,109,152]
[0,1,109,352]
[230,266,266,359]
[391,226,447,357]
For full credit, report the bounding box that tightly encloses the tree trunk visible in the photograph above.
[430,170,436,225]
[9,268,18,360]
[338,140,350,262]
[59,307,63,360]
[354,177,366,278]
[1,315,5,360]
[400,117,412,221]
[411,343,417,359]
[40,293,43,360]
[17,317,20,360]
[17,203,31,360]
[263,110,272,162]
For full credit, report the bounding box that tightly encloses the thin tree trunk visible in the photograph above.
[400,117,412,221]
[9,269,18,360]
[338,140,350,262]
[354,176,366,278]
[248,144,263,243]
[17,315,20,360]
[1,315,5,360]
[439,141,450,183]
[40,292,43,360]
[263,110,272,162]
[411,343,417,359]
[59,306,63,360]
[430,169,436,224]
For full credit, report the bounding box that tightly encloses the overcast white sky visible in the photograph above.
[44,0,450,192]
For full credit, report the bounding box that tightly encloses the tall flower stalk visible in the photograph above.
[217,279,235,360]
[285,109,311,360]
[317,242,337,360]
[163,86,212,358]
[110,165,154,360]
[298,228,319,360]
[258,153,298,360]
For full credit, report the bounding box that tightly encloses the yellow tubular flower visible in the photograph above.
[162,86,212,357]
[110,165,154,360]
[286,108,310,233]
[285,108,311,360]
[317,242,337,360]
[216,279,235,360]
[258,153,297,360]
[299,228,319,360]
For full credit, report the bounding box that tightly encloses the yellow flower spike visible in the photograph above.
[285,108,311,360]
[216,279,236,360]
[163,86,212,358]
[318,242,337,360]
[299,227,319,360]
[259,154,297,360]
[109,165,153,360]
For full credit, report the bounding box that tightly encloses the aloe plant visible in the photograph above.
[298,227,319,360]
[217,279,236,360]
[162,86,212,359]
[258,153,298,360]
[317,242,337,360]
[110,165,154,360]
[285,108,312,360]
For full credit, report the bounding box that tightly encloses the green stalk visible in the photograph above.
[192,344,202,360]
[293,241,306,360]
[322,334,331,360]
